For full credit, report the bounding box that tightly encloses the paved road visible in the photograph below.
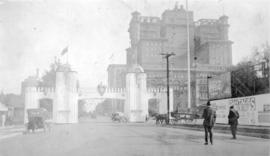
[0,117,269,156]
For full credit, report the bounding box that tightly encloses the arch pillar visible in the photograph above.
[54,71,78,123]
[125,66,148,122]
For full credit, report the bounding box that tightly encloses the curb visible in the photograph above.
[0,133,22,140]
[0,125,24,130]
[162,124,270,139]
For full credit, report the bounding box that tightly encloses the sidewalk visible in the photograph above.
[0,125,25,140]
[162,120,270,139]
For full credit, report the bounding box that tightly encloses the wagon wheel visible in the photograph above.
[171,118,176,125]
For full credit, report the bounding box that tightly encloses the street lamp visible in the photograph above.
[161,52,175,124]
[207,76,212,100]
[193,57,197,106]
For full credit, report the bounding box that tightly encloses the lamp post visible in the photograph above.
[194,57,197,106]
[207,76,212,100]
[161,52,175,124]
[267,58,270,93]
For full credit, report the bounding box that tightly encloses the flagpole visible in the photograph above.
[186,0,191,109]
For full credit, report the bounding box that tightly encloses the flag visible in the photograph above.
[61,46,68,56]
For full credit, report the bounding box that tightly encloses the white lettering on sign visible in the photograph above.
[212,94,270,126]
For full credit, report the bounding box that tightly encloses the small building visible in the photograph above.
[0,102,8,126]
[0,102,8,112]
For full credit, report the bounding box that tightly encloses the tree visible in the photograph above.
[1,93,24,108]
[250,42,270,63]
[39,61,73,87]
[231,42,270,97]
[40,63,57,87]
[231,61,256,97]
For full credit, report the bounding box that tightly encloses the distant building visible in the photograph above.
[108,5,233,111]
[107,64,127,88]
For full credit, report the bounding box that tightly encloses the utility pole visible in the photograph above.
[266,58,270,93]
[161,52,175,124]
[207,76,212,100]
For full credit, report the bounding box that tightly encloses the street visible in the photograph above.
[0,117,269,156]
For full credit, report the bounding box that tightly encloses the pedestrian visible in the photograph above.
[145,115,148,122]
[202,101,216,145]
[228,105,239,139]
[1,114,6,127]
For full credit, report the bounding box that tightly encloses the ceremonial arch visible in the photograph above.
[23,64,173,123]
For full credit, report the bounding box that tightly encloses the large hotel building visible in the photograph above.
[107,5,232,111]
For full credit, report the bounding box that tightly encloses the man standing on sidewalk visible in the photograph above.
[202,101,216,145]
[228,106,239,139]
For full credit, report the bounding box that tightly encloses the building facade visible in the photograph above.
[108,5,233,112]
[107,64,127,88]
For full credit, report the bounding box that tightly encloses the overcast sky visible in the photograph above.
[0,0,269,93]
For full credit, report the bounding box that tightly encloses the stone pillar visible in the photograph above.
[137,73,148,121]
[125,68,148,122]
[55,72,67,123]
[67,71,78,123]
[125,73,136,121]
[55,71,78,123]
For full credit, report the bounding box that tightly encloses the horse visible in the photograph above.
[153,113,168,125]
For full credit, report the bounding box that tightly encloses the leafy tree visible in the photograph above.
[40,63,57,87]
[39,61,73,87]
[231,42,270,97]
[0,93,24,107]
[231,61,256,97]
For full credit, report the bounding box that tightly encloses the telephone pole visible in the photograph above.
[161,52,175,124]
[207,76,212,100]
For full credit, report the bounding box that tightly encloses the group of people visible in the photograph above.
[202,101,239,145]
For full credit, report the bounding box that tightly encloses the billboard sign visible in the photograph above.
[208,72,231,100]
[211,93,270,126]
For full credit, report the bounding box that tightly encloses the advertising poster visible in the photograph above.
[208,72,231,100]
[212,94,270,125]
[229,97,257,124]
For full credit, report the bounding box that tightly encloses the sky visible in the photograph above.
[0,0,269,94]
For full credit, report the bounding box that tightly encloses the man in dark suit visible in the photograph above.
[228,105,240,139]
[202,101,216,145]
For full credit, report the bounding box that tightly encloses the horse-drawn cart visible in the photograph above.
[170,112,200,124]
[26,108,52,133]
